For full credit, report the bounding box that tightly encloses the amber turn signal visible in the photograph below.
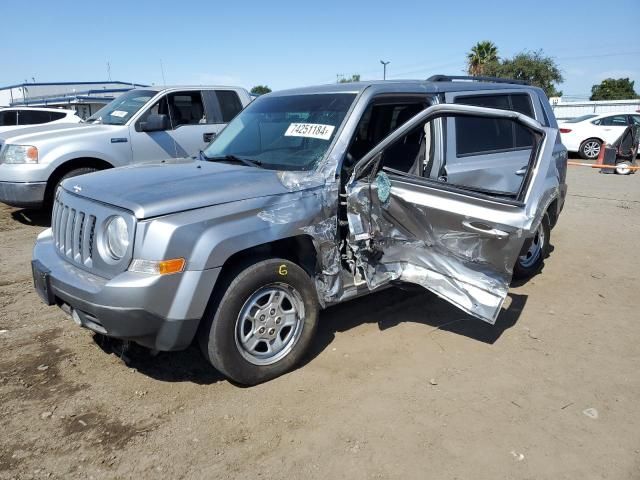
[129,258,186,275]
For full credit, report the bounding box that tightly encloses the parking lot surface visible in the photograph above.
[1,164,639,479]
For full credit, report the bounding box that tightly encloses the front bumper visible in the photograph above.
[0,181,46,208]
[32,229,220,351]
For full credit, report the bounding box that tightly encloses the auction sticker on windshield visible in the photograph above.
[285,123,335,141]
[110,110,128,118]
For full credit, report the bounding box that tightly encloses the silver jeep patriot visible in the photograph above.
[0,86,251,209]
[31,76,567,385]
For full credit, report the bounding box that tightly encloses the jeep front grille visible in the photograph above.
[52,197,97,268]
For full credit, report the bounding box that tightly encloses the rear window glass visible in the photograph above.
[565,114,598,123]
[49,111,67,121]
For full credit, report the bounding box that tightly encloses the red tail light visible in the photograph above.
[559,128,572,133]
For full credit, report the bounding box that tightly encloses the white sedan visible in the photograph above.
[559,112,640,159]
[0,107,82,134]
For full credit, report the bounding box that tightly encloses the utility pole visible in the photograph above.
[380,60,390,80]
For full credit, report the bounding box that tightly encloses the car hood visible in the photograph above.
[0,122,117,144]
[61,158,301,219]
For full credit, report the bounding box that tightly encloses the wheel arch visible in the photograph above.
[216,235,319,284]
[196,234,320,338]
[579,136,604,149]
[45,157,114,204]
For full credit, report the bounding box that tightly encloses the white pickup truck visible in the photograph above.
[0,86,252,209]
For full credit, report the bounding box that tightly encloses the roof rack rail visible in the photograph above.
[426,75,529,86]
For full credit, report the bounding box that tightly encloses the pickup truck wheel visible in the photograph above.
[513,213,550,280]
[47,167,98,209]
[199,258,319,386]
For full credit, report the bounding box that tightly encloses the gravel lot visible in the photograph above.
[1,163,639,479]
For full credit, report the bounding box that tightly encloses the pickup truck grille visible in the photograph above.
[52,196,97,267]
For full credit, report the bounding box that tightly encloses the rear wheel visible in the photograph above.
[513,213,550,280]
[199,258,319,385]
[579,139,602,160]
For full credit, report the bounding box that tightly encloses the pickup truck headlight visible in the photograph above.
[0,145,38,164]
[105,216,129,259]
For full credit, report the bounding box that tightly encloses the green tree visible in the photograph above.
[590,78,638,101]
[338,74,361,83]
[466,41,499,76]
[250,85,272,95]
[484,50,563,97]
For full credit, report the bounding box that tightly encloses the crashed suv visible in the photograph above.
[32,76,567,385]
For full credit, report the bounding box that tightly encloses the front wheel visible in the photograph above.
[199,258,319,386]
[513,213,551,280]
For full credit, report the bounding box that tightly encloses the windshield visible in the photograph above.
[565,114,599,124]
[203,93,356,171]
[86,89,157,125]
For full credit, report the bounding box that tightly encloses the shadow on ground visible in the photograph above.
[305,287,527,365]
[100,286,526,386]
[11,209,51,228]
[92,334,226,385]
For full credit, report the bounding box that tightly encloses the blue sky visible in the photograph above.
[1,0,638,98]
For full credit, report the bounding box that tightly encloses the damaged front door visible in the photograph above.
[345,104,557,324]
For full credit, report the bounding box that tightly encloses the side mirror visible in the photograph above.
[139,114,169,132]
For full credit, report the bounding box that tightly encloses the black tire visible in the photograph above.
[46,167,98,210]
[513,213,551,280]
[579,138,602,160]
[199,258,319,386]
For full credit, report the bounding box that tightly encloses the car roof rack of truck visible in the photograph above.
[426,75,529,86]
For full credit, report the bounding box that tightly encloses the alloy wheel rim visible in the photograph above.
[583,141,601,159]
[235,282,305,366]
[519,222,545,269]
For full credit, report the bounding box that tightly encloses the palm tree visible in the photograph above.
[467,41,499,76]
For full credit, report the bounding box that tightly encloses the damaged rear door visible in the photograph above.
[345,104,557,324]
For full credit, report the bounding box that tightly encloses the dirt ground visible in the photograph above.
[1,163,639,480]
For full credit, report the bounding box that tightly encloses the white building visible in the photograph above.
[0,81,148,119]
[550,97,640,120]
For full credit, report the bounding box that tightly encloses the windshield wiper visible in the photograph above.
[202,153,263,168]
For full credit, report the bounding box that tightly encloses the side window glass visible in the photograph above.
[611,115,628,126]
[381,113,538,199]
[511,94,535,147]
[215,90,243,122]
[599,115,627,127]
[138,95,170,129]
[18,110,51,125]
[453,93,535,155]
[631,115,640,126]
[166,91,206,127]
[379,120,433,176]
[0,111,18,126]
[346,100,426,164]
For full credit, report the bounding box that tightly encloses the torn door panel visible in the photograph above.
[346,176,520,323]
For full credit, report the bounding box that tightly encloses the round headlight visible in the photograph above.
[105,216,129,259]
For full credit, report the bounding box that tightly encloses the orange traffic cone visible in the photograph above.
[592,142,606,168]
